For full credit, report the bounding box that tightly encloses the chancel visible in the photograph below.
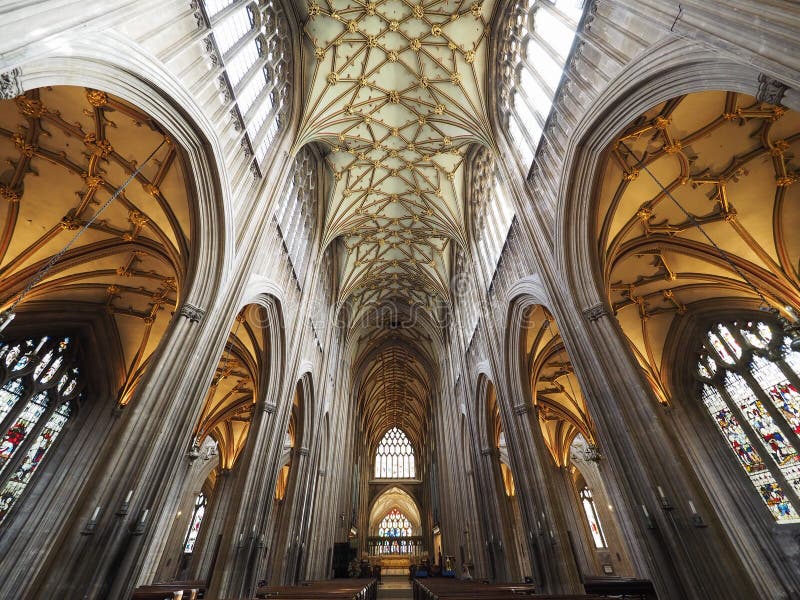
[0,1,798,599]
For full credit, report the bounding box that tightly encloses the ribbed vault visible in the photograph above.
[295,0,495,312]
[596,91,800,405]
[522,304,594,466]
[0,86,191,407]
[194,305,272,469]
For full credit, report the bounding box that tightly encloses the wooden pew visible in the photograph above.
[255,578,376,600]
[130,580,205,600]
[583,576,657,599]
[413,578,606,600]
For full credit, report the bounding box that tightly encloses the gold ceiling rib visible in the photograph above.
[523,305,594,467]
[0,86,192,407]
[296,0,496,312]
[596,91,800,405]
[194,306,271,469]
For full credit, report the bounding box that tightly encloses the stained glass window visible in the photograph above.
[378,508,412,537]
[579,486,607,548]
[374,427,416,478]
[0,336,82,524]
[183,492,207,553]
[696,320,800,522]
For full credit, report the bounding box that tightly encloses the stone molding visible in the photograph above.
[0,69,22,100]
[178,303,206,323]
[297,447,309,456]
[513,404,531,415]
[756,73,788,106]
[582,303,608,323]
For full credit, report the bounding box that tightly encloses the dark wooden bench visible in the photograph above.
[130,580,206,600]
[413,578,606,600]
[583,576,657,599]
[255,578,376,600]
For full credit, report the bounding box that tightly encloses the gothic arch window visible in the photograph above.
[695,319,800,522]
[378,507,413,537]
[275,148,318,288]
[201,0,292,169]
[374,427,416,479]
[579,486,607,548]
[498,0,583,169]
[0,336,83,524]
[469,150,516,286]
[183,492,208,553]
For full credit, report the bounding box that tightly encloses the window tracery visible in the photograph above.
[469,150,516,286]
[374,427,415,479]
[696,320,800,522]
[378,507,412,537]
[202,0,292,170]
[579,486,607,548]
[499,0,584,170]
[0,336,82,523]
[183,492,207,553]
[275,148,318,289]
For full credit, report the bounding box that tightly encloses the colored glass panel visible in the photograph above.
[701,384,798,521]
[580,487,607,548]
[751,355,800,435]
[0,392,50,476]
[183,492,207,553]
[374,427,415,478]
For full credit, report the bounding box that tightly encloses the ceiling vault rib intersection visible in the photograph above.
[295,0,496,313]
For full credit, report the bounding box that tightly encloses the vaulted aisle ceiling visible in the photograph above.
[295,0,495,312]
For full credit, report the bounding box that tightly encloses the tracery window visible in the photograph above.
[374,427,416,479]
[696,320,800,522]
[470,150,516,286]
[201,0,292,170]
[183,492,207,553]
[378,507,412,538]
[579,486,607,548]
[274,148,318,288]
[499,0,584,170]
[0,336,83,524]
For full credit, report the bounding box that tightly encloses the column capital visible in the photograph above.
[263,403,276,414]
[756,73,788,105]
[297,447,310,456]
[513,403,532,415]
[0,68,22,100]
[480,447,493,456]
[582,302,609,323]
[178,303,206,323]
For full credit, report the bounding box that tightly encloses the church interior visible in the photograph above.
[0,1,798,599]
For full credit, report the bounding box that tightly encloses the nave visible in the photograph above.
[0,1,798,599]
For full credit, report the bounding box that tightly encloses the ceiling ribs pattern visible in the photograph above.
[297,0,495,312]
[596,91,800,404]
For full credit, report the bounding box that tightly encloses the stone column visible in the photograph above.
[504,403,583,593]
[205,400,282,599]
[552,304,760,600]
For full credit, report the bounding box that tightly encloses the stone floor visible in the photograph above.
[377,576,412,599]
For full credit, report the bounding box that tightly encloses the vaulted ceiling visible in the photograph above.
[0,86,192,406]
[596,91,800,404]
[295,0,497,450]
[296,0,494,314]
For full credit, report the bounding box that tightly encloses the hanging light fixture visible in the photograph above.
[0,138,168,333]
[618,140,800,352]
